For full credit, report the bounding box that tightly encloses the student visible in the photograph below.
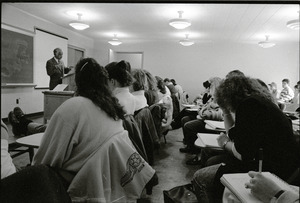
[33,58,155,202]
[1,120,16,179]
[8,107,47,136]
[179,77,223,156]
[278,78,294,103]
[131,69,149,111]
[245,171,299,203]
[144,70,159,106]
[105,60,136,115]
[268,82,279,101]
[192,76,299,202]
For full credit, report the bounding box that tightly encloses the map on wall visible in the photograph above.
[1,28,33,84]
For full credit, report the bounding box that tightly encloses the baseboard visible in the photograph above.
[2,111,44,123]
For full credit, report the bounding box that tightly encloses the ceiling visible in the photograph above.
[7,2,300,45]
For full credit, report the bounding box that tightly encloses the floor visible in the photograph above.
[6,116,201,203]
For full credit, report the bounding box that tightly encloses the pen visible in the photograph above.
[259,148,263,173]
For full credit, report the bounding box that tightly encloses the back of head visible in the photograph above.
[282,78,290,84]
[131,69,148,91]
[215,76,274,113]
[156,76,166,94]
[164,78,170,83]
[144,70,157,91]
[75,58,125,120]
[203,80,211,89]
[105,60,133,87]
[170,79,176,86]
[226,70,245,79]
[208,77,222,96]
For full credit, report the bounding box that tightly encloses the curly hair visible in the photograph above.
[105,60,133,87]
[144,70,157,91]
[131,69,148,91]
[75,58,125,120]
[215,76,275,113]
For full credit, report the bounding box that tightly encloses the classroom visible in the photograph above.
[1,1,299,203]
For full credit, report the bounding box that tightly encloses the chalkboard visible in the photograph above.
[1,28,34,84]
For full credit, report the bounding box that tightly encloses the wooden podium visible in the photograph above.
[42,91,75,123]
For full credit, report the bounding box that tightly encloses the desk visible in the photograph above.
[43,91,74,123]
[16,133,43,148]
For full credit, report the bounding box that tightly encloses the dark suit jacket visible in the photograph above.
[46,57,70,90]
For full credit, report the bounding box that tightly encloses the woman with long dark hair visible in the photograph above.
[33,58,155,202]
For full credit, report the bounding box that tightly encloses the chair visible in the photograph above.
[149,103,167,142]
[134,107,159,165]
[123,114,148,162]
[0,164,71,202]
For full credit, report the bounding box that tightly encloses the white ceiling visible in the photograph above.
[7,3,300,45]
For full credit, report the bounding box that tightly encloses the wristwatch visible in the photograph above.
[270,190,285,203]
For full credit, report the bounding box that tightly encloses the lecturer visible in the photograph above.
[46,48,72,90]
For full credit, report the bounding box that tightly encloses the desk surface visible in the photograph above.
[16,133,44,148]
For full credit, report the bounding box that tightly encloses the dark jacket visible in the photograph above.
[46,57,70,90]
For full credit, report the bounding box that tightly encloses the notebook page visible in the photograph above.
[204,120,225,129]
[197,133,220,148]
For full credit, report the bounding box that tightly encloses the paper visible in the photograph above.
[196,133,222,148]
[221,172,298,203]
[204,120,225,130]
[52,84,68,91]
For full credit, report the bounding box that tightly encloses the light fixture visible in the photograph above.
[169,11,191,29]
[258,35,276,48]
[69,13,90,30]
[286,11,299,30]
[108,34,122,46]
[179,34,194,46]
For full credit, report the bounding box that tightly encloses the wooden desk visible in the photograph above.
[43,91,74,123]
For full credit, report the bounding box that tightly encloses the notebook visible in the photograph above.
[196,133,223,150]
[204,120,225,130]
[220,172,299,203]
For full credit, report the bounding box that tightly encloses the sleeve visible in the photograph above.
[32,110,77,168]
[228,98,265,161]
[46,60,59,76]
[274,190,299,203]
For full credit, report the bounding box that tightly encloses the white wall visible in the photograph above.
[1,4,97,118]
[96,40,299,100]
[2,4,299,118]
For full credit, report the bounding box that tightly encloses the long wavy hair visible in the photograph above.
[75,58,125,120]
[105,60,133,87]
[215,76,275,113]
[144,70,157,91]
[131,69,148,91]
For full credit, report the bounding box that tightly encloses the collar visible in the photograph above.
[113,87,130,95]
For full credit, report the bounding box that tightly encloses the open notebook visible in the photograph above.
[221,172,299,203]
[196,133,223,150]
[204,120,225,130]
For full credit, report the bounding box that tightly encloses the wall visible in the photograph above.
[1,4,97,118]
[96,40,299,100]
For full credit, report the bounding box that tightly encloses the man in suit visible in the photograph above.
[46,48,72,90]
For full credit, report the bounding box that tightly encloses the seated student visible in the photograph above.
[1,120,16,179]
[192,76,299,203]
[32,58,155,202]
[144,70,159,106]
[278,78,294,103]
[244,171,299,203]
[105,60,136,115]
[156,76,173,135]
[164,78,177,96]
[8,107,47,136]
[268,82,279,101]
[170,78,183,99]
[179,77,223,156]
[131,69,149,112]
[170,79,211,130]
